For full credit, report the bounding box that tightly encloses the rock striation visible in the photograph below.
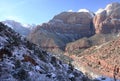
[28,11,95,53]
[71,36,120,79]
[65,37,91,55]
[94,2,120,34]
[65,33,118,55]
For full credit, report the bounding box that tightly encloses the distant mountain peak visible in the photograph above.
[2,20,36,36]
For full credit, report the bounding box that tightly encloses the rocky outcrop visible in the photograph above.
[28,11,95,54]
[65,33,118,55]
[65,37,91,55]
[94,2,120,34]
[0,22,90,81]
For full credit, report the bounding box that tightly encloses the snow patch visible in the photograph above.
[49,19,64,25]
[12,46,29,60]
[29,71,34,76]
[0,36,8,47]
[4,23,13,29]
[35,65,40,70]
[112,18,120,21]
[78,9,90,12]
[63,64,69,70]
[78,9,94,18]
[68,10,73,12]
[49,63,56,71]
[50,73,56,78]
[95,76,120,81]
[69,73,75,78]
[3,58,15,68]
[95,8,105,14]
[22,23,35,29]
[105,3,113,10]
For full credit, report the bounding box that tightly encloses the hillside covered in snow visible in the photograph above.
[0,22,91,81]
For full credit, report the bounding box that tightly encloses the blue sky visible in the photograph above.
[0,0,120,24]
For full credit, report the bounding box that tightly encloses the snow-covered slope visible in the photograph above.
[95,2,120,15]
[2,20,35,36]
[95,8,104,14]
[0,22,90,81]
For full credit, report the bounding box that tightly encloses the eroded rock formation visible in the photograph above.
[28,11,95,53]
[94,2,120,34]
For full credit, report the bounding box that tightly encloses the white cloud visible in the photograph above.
[78,9,90,12]
[0,1,27,22]
[68,10,73,12]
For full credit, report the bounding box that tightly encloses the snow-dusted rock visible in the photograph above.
[2,20,35,36]
[0,22,90,81]
[94,2,120,34]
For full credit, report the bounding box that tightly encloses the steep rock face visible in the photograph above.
[2,20,35,36]
[28,11,95,54]
[65,33,118,55]
[71,36,120,79]
[94,2,120,34]
[65,37,91,55]
[53,11,94,25]
[65,2,120,59]
[28,26,65,54]
[0,22,90,81]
